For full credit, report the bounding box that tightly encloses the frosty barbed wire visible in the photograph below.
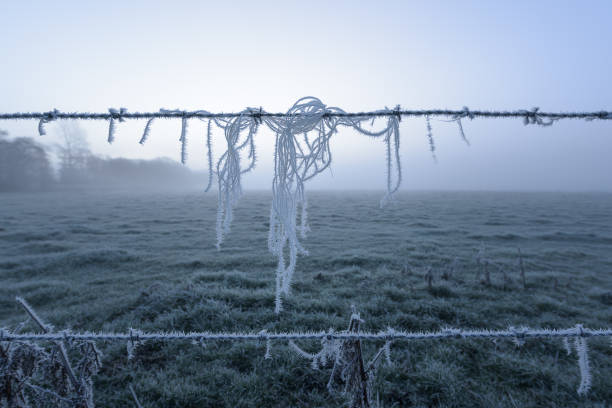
[4,299,611,400]
[3,326,611,342]
[4,324,610,398]
[2,108,611,121]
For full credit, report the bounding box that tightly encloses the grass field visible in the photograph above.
[1,191,612,407]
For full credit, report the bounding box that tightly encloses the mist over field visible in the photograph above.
[1,190,612,406]
[0,127,204,193]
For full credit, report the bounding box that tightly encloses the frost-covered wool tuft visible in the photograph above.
[209,111,258,249]
[139,117,155,145]
[107,108,127,144]
[574,325,592,396]
[204,97,405,312]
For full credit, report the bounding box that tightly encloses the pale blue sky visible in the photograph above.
[1,1,611,191]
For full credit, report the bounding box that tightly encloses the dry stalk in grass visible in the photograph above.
[518,248,526,289]
[0,298,101,408]
[483,261,491,286]
[441,258,457,281]
[16,297,79,391]
[129,384,144,408]
[0,340,47,407]
[497,263,513,289]
[475,243,486,282]
[424,267,434,290]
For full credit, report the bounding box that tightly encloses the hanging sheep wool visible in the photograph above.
[203,97,403,313]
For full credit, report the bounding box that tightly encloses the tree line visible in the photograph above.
[0,126,204,192]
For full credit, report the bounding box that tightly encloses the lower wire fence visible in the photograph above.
[3,326,612,342]
[2,297,612,407]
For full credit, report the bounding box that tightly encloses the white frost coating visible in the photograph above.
[159,109,191,164]
[126,328,144,361]
[4,325,612,342]
[563,337,572,355]
[574,325,592,396]
[107,108,127,144]
[264,97,333,312]
[37,109,59,136]
[256,98,403,312]
[425,115,437,162]
[139,117,155,145]
[289,329,340,370]
[209,110,258,249]
[204,119,214,192]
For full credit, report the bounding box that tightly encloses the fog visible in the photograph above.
[0,125,204,192]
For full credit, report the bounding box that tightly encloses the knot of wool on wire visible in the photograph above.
[38,109,59,136]
[519,107,554,126]
[107,107,128,143]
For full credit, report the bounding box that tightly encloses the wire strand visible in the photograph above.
[2,326,611,342]
[1,109,611,121]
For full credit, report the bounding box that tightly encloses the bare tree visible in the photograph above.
[55,123,91,185]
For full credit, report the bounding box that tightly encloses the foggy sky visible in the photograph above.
[1,0,611,191]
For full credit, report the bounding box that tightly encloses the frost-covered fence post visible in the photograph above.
[344,312,371,408]
[289,308,394,407]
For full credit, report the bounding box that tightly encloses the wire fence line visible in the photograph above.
[3,326,612,343]
[4,299,610,402]
[1,107,611,121]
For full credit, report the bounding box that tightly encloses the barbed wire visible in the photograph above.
[4,298,609,398]
[2,325,611,343]
[1,107,611,121]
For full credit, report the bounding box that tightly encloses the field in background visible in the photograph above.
[1,191,612,407]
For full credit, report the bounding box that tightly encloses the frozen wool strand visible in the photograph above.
[455,106,473,146]
[456,118,470,146]
[126,328,144,361]
[37,109,58,136]
[107,108,127,144]
[107,117,116,143]
[204,119,214,192]
[160,109,192,164]
[180,115,188,164]
[563,337,572,355]
[574,325,592,396]
[265,97,336,312]
[262,99,404,311]
[212,111,258,249]
[347,107,402,207]
[426,115,437,161]
[139,117,155,145]
[378,114,402,207]
[383,341,393,365]
[258,330,272,359]
[265,338,272,359]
